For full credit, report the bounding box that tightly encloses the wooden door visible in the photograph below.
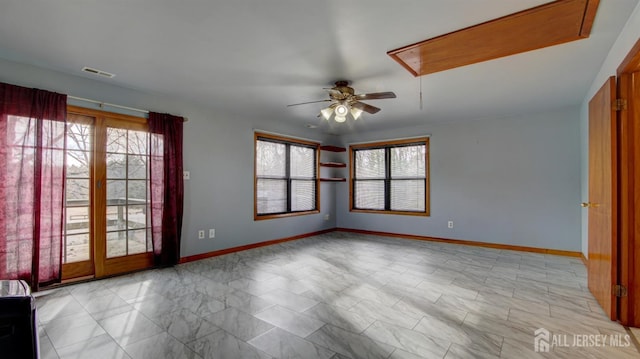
[587,76,618,320]
[618,69,640,326]
[628,70,640,326]
[97,116,154,277]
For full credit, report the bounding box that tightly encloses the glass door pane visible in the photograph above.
[105,127,152,258]
[64,121,93,264]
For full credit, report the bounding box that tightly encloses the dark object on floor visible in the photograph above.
[0,280,39,358]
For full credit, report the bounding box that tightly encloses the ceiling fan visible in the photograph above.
[287,80,396,123]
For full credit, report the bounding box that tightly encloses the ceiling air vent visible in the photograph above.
[82,66,115,78]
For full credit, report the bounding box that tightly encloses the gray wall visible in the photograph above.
[0,58,337,258]
[337,108,582,252]
[579,3,640,257]
[0,56,585,256]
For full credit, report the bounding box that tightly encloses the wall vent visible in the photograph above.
[82,66,115,78]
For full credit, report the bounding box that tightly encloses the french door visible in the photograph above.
[62,106,154,280]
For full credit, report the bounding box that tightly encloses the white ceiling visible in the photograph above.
[0,0,638,134]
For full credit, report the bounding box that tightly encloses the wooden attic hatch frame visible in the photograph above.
[387,0,600,76]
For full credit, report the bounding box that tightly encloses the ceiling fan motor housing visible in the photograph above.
[331,80,355,99]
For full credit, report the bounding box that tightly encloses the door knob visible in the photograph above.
[581,202,589,207]
[581,202,599,208]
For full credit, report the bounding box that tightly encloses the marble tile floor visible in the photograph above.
[35,232,640,358]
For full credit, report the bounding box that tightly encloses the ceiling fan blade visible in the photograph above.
[287,99,332,107]
[352,101,381,114]
[355,92,396,100]
[326,88,342,96]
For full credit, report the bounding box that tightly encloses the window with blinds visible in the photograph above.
[350,138,429,216]
[254,133,319,219]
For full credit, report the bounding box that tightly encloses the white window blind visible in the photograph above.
[353,142,427,213]
[256,137,317,216]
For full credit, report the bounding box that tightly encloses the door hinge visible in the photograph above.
[615,98,627,111]
[613,284,628,297]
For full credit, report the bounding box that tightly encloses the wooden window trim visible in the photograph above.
[254,132,320,220]
[349,137,430,216]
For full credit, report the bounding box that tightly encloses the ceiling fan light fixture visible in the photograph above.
[334,115,347,123]
[320,107,334,120]
[335,104,349,117]
[351,108,363,120]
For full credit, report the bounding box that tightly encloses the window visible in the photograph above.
[350,137,429,216]
[254,132,319,219]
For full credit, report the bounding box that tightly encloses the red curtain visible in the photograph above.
[0,83,67,290]
[148,112,184,266]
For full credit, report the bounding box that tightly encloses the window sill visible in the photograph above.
[350,208,430,217]
[254,210,320,221]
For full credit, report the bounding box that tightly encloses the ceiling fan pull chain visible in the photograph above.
[419,76,423,111]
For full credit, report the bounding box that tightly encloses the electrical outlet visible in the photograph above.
[209,229,215,238]
[324,214,330,221]
[198,230,205,239]
[183,171,190,180]
[447,221,454,229]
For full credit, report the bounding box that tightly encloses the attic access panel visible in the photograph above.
[387,0,600,76]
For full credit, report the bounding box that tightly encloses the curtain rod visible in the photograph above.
[67,95,188,122]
